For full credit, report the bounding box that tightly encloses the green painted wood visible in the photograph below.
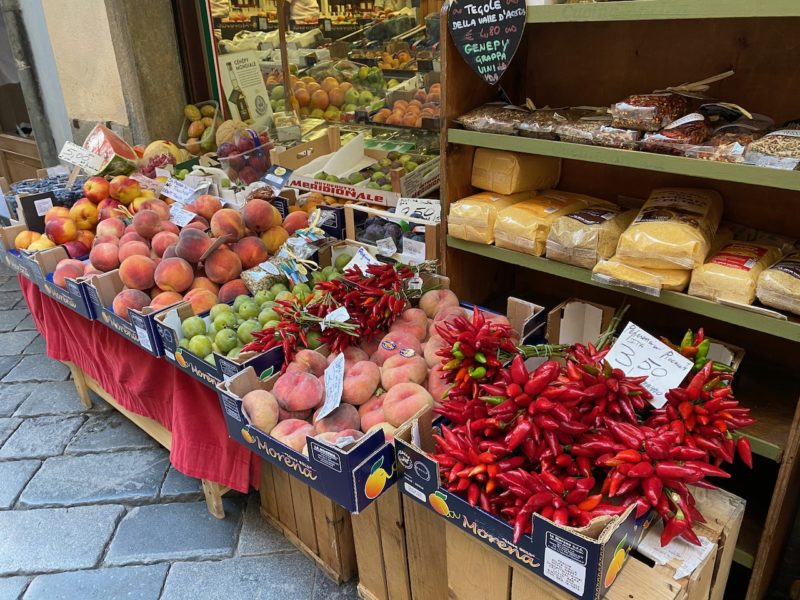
[448,129,800,192]
[742,432,780,463]
[734,547,754,570]
[526,0,800,23]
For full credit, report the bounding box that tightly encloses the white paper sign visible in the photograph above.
[638,520,714,580]
[58,141,103,175]
[161,178,197,204]
[33,197,54,217]
[395,197,441,224]
[169,205,196,227]
[343,247,380,273]
[130,173,164,195]
[183,175,212,192]
[155,167,173,178]
[401,238,427,264]
[321,306,350,331]
[376,237,397,257]
[317,353,345,420]
[605,322,693,408]
[134,324,153,352]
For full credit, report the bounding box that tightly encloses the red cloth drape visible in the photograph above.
[19,276,260,492]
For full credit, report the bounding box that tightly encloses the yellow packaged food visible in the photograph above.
[615,188,724,270]
[448,191,533,245]
[494,190,598,256]
[471,148,561,195]
[546,207,637,269]
[592,257,691,296]
[689,242,782,305]
[757,252,800,315]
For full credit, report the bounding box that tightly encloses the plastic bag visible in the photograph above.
[640,113,710,155]
[556,119,641,149]
[448,191,533,244]
[457,104,527,135]
[516,108,601,140]
[610,93,690,132]
[592,257,691,296]
[471,148,561,195]
[546,207,636,269]
[756,252,800,316]
[744,124,800,170]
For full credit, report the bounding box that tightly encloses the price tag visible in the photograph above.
[155,167,173,178]
[376,237,397,257]
[130,173,164,195]
[343,247,380,273]
[183,174,212,192]
[401,238,427,264]
[395,197,441,224]
[321,306,350,331]
[317,353,345,420]
[58,141,103,175]
[134,324,153,352]
[605,322,693,408]
[169,204,196,227]
[407,275,423,290]
[161,178,197,204]
[33,197,54,217]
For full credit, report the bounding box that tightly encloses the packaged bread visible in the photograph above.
[689,242,782,305]
[546,207,636,269]
[471,148,561,195]
[592,257,691,296]
[448,191,533,244]
[615,188,723,270]
[494,190,599,256]
[757,252,800,315]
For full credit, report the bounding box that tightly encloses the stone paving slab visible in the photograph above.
[312,573,360,600]
[14,382,87,417]
[0,384,32,417]
[0,415,83,459]
[14,313,36,331]
[160,554,316,600]
[0,356,20,380]
[159,466,203,500]
[0,331,37,356]
[66,412,156,454]
[0,292,21,310]
[0,504,124,575]
[0,459,40,509]
[23,563,169,600]
[0,278,20,292]
[18,449,170,508]
[104,499,242,566]
[2,355,70,383]
[0,416,21,446]
[0,575,29,600]
[0,309,27,332]
[23,335,46,355]
[237,494,294,557]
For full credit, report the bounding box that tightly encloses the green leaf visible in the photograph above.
[371,456,384,474]
[259,366,275,380]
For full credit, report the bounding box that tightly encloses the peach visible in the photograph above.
[184,221,207,231]
[210,208,245,241]
[366,422,396,441]
[149,291,183,311]
[271,206,283,227]
[283,211,309,234]
[315,429,364,446]
[242,389,280,434]
[62,240,89,259]
[389,308,428,341]
[149,286,164,299]
[184,288,217,314]
[154,257,194,293]
[68,200,99,230]
[112,288,150,321]
[14,230,40,250]
[313,403,360,434]
[292,349,328,377]
[342,361,380,406]
[83,264,102,278]
[83,176,110,203]
[329,346,369,372]
[97,199,122,221]
[162,244,178,259]
[175,228,213,264]
[359,394,386,432]
[189,276,219,295]
[218,279,249,303]
[109,175,141,205]
[160,221,180,235]
[120,232,147,245]
[242,198,274,233]
[44,206,70,224]
[89,242,120,272]
[419,289,460,318]
[426,363,450,404]
[133,209,162,239]
[273,369,324,411]
[203,246,242,284]
[192,194,222,221]
[119,255,156,290]
[141,199,170,221]
[118,241,150,262]
[381,354,428,390]
[279,407,311,421]
[260,226,289,254]
[358,334,381,357]
[270,419,315,452]
[26,238,55,252]
[151,231,179,257]
[53,259,84,289]
[45,217,78,245]
[234,236,268,269]
[383,383,434,427]
[371,331,423,366]
[92,234,119,247]
[75,230,95,249]
[424,334,448,368]
[97,217,126,239]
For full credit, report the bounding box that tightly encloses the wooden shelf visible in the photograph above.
[526,0,800,24]
[447,130,800,193]
[734,511,762,570]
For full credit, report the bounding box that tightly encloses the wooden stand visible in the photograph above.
[63,360,231,519]
[259,461,357,584]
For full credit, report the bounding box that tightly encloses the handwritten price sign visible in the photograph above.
[58,141,103,175]
[395,197,441,224]
[606,322,693,408]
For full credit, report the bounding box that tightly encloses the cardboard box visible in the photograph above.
[29,246,95,319]
[344,204,439,264]
[471,148,561,196]
[546,299,616,346]
[85,271,167,357]
[0,222,40,282]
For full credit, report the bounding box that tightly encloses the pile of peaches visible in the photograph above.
[371,83,441,128]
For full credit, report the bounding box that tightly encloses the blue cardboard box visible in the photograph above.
[29,246,94,319]
[0,222,41,282]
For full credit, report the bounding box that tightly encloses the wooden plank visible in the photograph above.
[376,486,412,600]
[403,497,448,600]
[447,526,512,600]
[309,487,357,583]
[288,475,319,555]
[63,361,92,409]
[259,461,280,520]
[201,480,228,520]
[270,467,298,536]
[352,501,388,600]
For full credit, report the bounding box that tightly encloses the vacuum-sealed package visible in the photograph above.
[516,108,602,140]
[546,207,636,269]
[684,115,772,163]
[556,119,641,149]
[457,104,527,135]
[640,113,710,155]
[744,124,800,170]
[757,252,800,316]
[471,148,561,195]
[448,191,533,244]
[592,257,691,296]
[610,93,690,132]
[689,242,782,305]
[615,188,724,270]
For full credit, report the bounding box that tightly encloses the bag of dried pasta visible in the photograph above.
[689,242,782,305]
[615,187,723,270]
[757,252,800,315]
[592,257,691,296]
[546,207,636,269]
[448,191,533,244]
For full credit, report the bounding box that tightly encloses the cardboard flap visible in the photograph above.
[91,270,124,308]
[33,246,69,275]
[547,299,615,346]
[0,222,27,249]
[507,297,545,340]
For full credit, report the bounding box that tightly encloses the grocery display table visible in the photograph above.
[18,276,261,516]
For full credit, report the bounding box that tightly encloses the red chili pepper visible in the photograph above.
[660,511,689,546]
[510,355,528,386]
[504,419,532,451]
[736,437,753,468]
[627,462,654,478]
[642,476,662,507]
[655,462,702,482]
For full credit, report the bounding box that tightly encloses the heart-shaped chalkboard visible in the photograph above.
[448,0,527,85]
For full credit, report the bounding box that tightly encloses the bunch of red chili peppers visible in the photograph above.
[432,318,754,548]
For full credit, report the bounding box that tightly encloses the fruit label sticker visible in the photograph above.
[169,205,196,227]
[161,178,197,204]
[544,532,587,596]
[376,237,398,257]
[58,141,103,175]
[395,197,442,224]
[606,322,693,408]
[317,352,345,420]
[448,0,527,86]
[321,306,350,331]
[401,238,427,265]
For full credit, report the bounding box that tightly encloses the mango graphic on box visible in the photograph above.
[364,456,392,499]
[603,535,629,588]
[175,348,188,368]
[241,427,255,444]
[429,491,449,516]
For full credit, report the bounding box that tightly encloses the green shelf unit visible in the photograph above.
[734,548,755,570]
[526,0,800,23]
[447,129,800,192]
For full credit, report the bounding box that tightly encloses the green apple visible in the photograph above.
[207,323,217,339]
[275,291,294,302]
[215,329,239,353]
[254,290,274,305]
[263,319,280,330]
[270,283,288,295]
[237,300,260,320]
[227,346,242,359]
[305,330,323,349]
[181,316,206,338]
[258,308,279,325]
[178,338,190,349]
[188,334,212,357]
[334,253,352,271]
[292,283,311,297]
[237,319,261,344]
[311,271,327,284]
[344,89,359,106]
[204,354,216,365]
[209,303,232,321]
[233,295,251,313]
[321,266,337,278]
[213,311,237,331]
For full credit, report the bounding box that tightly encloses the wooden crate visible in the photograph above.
[259,461,357,584]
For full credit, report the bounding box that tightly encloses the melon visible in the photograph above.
[143,140,183,163]
[82,124,138,176]
[216,119,248,146]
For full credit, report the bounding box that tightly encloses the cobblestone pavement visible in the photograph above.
[0,264,358,600]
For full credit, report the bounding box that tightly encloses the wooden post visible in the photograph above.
[64,360,92,409]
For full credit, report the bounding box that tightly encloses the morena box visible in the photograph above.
[29,246,94,319]
[0,222,41,282]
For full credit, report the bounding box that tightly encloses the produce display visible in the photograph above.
[372,83,441,128]
[311,150,427,191]
[181,101,221,156]
[216,125,274,184]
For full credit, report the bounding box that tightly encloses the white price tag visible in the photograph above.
[343,247,380,273]
[58,141,103,175]
[407,275,423,290]
[134,324,153,352]
[664,112,705,130]
[376,237,397,257]
[33,197,54,217]
[161,178,197,204]
[130,173,164,195]
[317,353,345,420]
[605,322,693,408]
[395,197,441,224]
[321,306,350,331]
[155,167,173,178]
[169,204,196,227]
[183,174,212,191]
[401,238,427,264]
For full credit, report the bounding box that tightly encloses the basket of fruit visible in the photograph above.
[179,101,221,156]
[216,125,274,185]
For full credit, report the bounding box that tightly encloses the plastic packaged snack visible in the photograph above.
[546,207,636,269]
[592,257,691,296]
[610,93,690,132]
[757,252,800,316]
[516,108,601,140]
[494,190,600,256]
[684,128,762,163]
[448,191,533,244]
[689,242,782,305]
[457,104,527,135]
[556,119,641,149]
[744,124,800,170]
[640,113,710,155]
[471,148,561,195]
[615,187,724,270]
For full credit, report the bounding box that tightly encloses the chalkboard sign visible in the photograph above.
[448,0,527,85]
